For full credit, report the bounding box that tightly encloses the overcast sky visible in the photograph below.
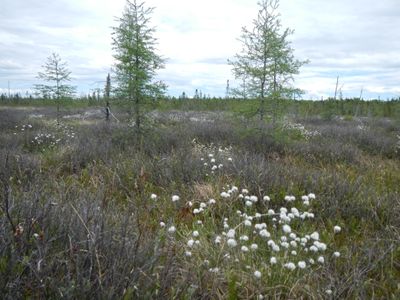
[0,0,399,99]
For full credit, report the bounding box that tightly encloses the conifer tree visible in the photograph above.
[34,53,76,123]
[229,0,307,121]
[112,0,165,132]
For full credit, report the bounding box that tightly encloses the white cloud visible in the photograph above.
[0,0,399,99]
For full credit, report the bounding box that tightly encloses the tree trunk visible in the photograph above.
[105,101,110,121]
[57,101,60,125]
[260,79,266,121]
[135,95,140,133]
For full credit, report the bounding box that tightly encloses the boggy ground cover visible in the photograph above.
[0,106,399,299]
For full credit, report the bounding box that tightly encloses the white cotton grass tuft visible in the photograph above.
[325,289,333,295]
[220,192,230,198]
[241,245,249,252]
[172,195,180,202]
[250,195,258,203]
[298,261,306,269]
[284,262,296,270]
[333,251,341,258]
[308,193,316,199]
[168,226,176,233]
[187,239,195,247]
[254,270,262,279]
[310,232,320,240]
[272,244,280,252]
[281,242,289,249]
[259,229,271,238]
[208,198,216,205]
[159,222,166,227]
[334,225,342,233]
[192,231,199,237]
[282,224,291,234]
[313,241,327,251]
[254,223,266,230]
[239,235,249,241]
[263,195,271,201]
[150,193,157,200]
[250,243,258,250]
[244,220,252,226]
[227,229,235,238]
[290,207,299,216]
[227,239,237,248]
[270,256,277,265]
[284,195,296,202]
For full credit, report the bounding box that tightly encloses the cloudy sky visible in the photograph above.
[0,0,399,99]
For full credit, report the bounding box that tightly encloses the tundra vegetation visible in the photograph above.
[1,0,400,298]
[0,99,399,299]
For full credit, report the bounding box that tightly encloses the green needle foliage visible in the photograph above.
[112,0,166,134]
[34,53,75,99]
[34,53,76,123]
[229,0,308,122]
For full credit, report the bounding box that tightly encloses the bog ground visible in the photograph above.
[1,102,400,299]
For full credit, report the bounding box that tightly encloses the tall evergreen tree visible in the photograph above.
[112,0,166,132]
[229,0,307,121]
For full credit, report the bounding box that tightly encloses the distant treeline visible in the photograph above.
[1,93,400,119]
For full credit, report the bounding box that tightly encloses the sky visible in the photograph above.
[0,0,399,100]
